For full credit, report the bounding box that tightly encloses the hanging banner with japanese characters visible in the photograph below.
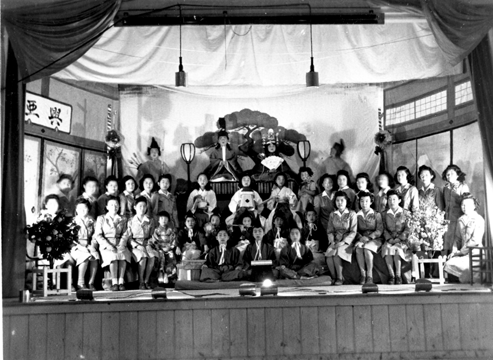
[24,92,72,133]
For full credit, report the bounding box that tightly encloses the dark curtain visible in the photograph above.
[469,29,493,250]
[2,43,26,297]
[371,0,493,66]
[3,0,121,82]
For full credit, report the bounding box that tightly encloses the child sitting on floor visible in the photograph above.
[176,212,204,260]
[230,211,255,252]
[151,210,177,283]
[203,210,222,251]
[301,203,326,267]
[278,227,320,279]
[200,227,245,282]
[242,219,277,280]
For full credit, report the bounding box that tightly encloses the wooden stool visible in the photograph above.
[32,266,72,297]
[417,255,445,285]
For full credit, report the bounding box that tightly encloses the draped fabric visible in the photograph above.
[3,0,121,83]
[371,0,493,66]
[2,44,26,298]
[468,29,493,249]
[54,23,459,86]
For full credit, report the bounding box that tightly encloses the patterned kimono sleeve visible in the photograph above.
[370,213,384,239]
[342,211,357,245]
[94,216,111,250]
[460,215,485,255]
[206,190,217,213]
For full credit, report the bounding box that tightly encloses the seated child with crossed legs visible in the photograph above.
[278,227,320,279]
[150,210,177,283]
[200,226,246,282]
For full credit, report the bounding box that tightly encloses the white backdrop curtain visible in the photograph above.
[54,23,459,86]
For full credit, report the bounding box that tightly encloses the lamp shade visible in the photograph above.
[297,140,311,161]
[175,70,187,87]
[180,143,196,163]
[306,70,319,87]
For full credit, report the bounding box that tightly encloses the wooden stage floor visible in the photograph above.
[4,283,493,360]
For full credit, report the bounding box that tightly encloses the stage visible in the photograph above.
[4,283,493,360]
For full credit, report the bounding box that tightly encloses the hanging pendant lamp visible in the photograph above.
[175,6,187,87]
[306,21,319,87]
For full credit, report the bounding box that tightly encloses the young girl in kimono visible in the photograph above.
[70,198,100,290]
[186,173,217,228]
[227,172,264,226]
[176,212,205,259]
[94,196,130,291]
[278,227,319,279]
[123,196,157,289]
[119,175,137,219]
[151,211,177,283]
[354,172,374,212]
[151,174,179,228]
[354,192,383,284]
[313,174,336,235]
[336,170,357,210]
[374,171,394,213]
[394,166,419,213]
[444,193,484,283]
[200,227,245,282]
[242,221,278,280]
[442,164,470,254]
[139,174,156,217]
[230,211,255,251]
[81,176,99,220]
[297,166,317,213]
[325,191,357,285]
[265,172,301,232]
[381,190,411,285]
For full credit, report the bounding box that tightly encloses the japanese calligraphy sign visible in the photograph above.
[25,92,72,133]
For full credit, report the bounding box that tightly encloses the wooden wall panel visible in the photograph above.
[138,311,157,360]
[265,308,283,356]
[318,306,337,354]
[83,313,102,360]
[4,293,493,360]
[46,314,66,360]
[156,311,175,358]
[101,312,120,360]
[28,314,47,360]
[9,315,28,360]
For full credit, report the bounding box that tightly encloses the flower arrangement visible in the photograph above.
[374,130,393,155]
[406,207,449,252]
[26,213,80,262]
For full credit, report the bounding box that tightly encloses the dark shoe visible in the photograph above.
[88,284,97,291]
[334,279,343,286]
[145,282,152,289]
[139,282,146,290]
[110,284,119,291]
[118,284,126,291]
[388,276,395,285]
[395,276,402,285]
[365,276,373,284]
[410,277,416,283]
[71,285,77,292]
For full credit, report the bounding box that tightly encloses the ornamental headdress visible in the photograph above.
[147,137,161,156]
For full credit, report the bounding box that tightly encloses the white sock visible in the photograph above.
[112,278,117,285]
[118,278,124,285]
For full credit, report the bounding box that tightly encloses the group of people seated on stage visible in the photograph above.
[36,158,484,291]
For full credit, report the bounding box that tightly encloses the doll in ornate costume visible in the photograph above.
[204,118,243,182]
[136,137,170,184]
[240,128,297,182]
